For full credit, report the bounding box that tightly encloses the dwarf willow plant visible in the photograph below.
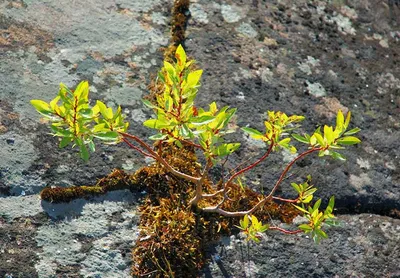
[31,45,360,243]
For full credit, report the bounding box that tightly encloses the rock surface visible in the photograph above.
[0,0,399,277]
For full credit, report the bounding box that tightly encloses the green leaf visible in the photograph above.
[313,199,322,211]
[336,136,361,145]
[74,81,89,100]
[292,134,309,144]
[143,118,169,129]
[59,137,73,148]
[164,61,176,80]
[88,140,96,153]
[242,127,264,140]
[291,182,301,194]
[324,125,334,144]
[324,218,340,227]
[242,215,249,229]
[278,137,291,147]
[93,131,119,141]
[96,101,113,119]
[336,110,344,133]
[80,143,89,161]
[302,195,313,203]
[314,133,325,146]
[315,228,328,239]
[190,115,215,126]
[293,204,309,214]
[49,96,60,110]
[303,187,317,197]
[237,176,246,191]
[310,135,317,146]
[328,196,335,210]
[149,133,168,140]
[213,143,240,156]
[185,70,203,88]
[344,111,351,130]
[79,108,93,119]
[343,128,361,136]
[299,224,313,232]
[175,44,187,67]
[141,99,158,109]
[259,224,269,233]
[165,95,173,112]
[330,151,346,161]
[51,125,73,137]
[31,100,51,113]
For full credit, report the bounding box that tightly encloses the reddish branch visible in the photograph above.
[269,226,303,235]
[120,132,200,184]
[225,142,274,188]
[201,147,324,217]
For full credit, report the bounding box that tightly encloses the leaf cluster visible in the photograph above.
[143,45,239,164]
[294,196,337,243]
[292,110,361,160]
[242,111,304,153]
[31,81,128,160]
[236,214,269,243]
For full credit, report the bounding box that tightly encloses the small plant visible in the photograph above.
[31,45,360,274]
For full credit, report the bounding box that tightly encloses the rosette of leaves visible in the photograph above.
[292,110,361,160]
[242,111,304,153]
[31,81,128,161]
[236,214,269,243]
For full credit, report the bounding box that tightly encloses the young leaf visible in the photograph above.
[278,137,290,146]
[142,99,158,109]
[185,70,203,88]
[93,131,119,142]
[314,133,325,146]
[324,125,334,144]
[242,127,264,140]
[343,128,361,136]
[74,81,89,100]
[336,136,361,145]
[31,100,51,114]
[291,182,301,194]
[242,215,249,229]
[292,134,309,144]
[330,151,346,161]
[96,101,113,119]
[336,110,344,133]
[299,224,313,232]
[313,199,322,211]
[175,44,187,67]
[59,137,73,148]
[79,142,89,161]
[190,115,215,126]
[149,133,168,140]
[293,204,309,214]
[344,111,351,130]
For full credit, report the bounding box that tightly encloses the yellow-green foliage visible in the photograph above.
[31,45,361,276]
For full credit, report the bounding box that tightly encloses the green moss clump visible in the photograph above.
[40,169,135,203]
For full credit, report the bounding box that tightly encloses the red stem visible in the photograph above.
[201,146,323,217]
[269,226,303,235]
[225,141,274,187]
[121,137,156,159]
[272,196,298,203]
[266,147,323,199]
[119,132,200,184]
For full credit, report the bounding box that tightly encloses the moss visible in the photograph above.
[131,143,300,277]
[40,169,136,203]
[164,0,190,62]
